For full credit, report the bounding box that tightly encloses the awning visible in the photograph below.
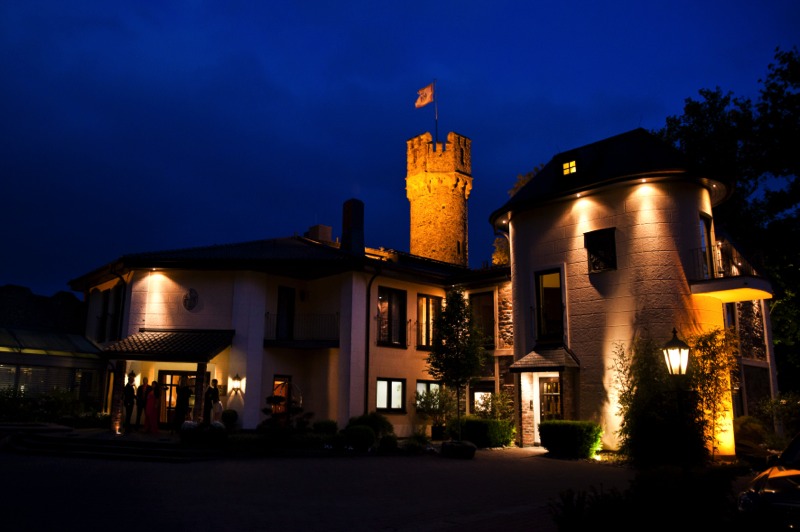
[104,328,235,363]
[0,327,105,368]
[509,345,580,373]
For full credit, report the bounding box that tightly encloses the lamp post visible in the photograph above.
[663,328,693,466]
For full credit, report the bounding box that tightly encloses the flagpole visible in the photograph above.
[433,79,438,147]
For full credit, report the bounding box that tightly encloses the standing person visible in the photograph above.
[123,373,136,432]
[144,380,161,434]
[203,378,219,426]
[135,376,150,431]
[172,376,192,434]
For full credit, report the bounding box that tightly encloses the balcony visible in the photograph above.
[687,241,773,303]
[264,312,339,349]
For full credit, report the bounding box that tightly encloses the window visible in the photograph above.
[377,378,405,412]
[562,160,576,175]
[470,381,495,413]
[271,375,292,415]
[415,380,441,404]
[699,215,714,279]
[469,291,495,348]
[584,228,617,273]
[417,294,442,349]
[535,269,563,344]
[378,287,407,347]
[540,377,562,420]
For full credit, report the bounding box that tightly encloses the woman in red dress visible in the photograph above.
[144,381,161,434]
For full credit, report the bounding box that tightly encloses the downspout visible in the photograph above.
[363,267,380,416]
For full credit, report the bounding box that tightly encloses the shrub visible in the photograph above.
[447,416,515,448]
[343,424,376,453]
[346,411,394,440]
[312,419,338,435]
[378,433,398,454]
[539,420,602,459]
[402,432,430,455]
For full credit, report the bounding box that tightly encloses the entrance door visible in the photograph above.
[539,376,562,421]
[158,370,205,426]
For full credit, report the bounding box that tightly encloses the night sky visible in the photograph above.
[2,1,798,297]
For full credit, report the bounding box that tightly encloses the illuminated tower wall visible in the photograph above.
[406,132,472,267]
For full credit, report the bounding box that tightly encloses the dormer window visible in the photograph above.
[562,160,576,175]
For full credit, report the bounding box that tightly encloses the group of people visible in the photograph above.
[122,375,221,434]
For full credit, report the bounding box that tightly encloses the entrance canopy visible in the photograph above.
[104,328,235,363]
[510,345,580,373]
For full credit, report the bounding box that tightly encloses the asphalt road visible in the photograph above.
[2,447,636,532]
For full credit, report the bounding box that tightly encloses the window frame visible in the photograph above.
[377,286,408,348]
[469,291,496,349]
[376,377,406,413]
[415,380,441,405]
[416,294,442,350]
[584,227,617,273]
[534,269,564,345]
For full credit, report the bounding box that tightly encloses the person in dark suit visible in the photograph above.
[135,376,149,430]
[202,378,219,426]
[123,373,136,432]
[172,376,192,434]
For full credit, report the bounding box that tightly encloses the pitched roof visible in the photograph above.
[69,234,473,292]
[509,345,580,372]
[489,128,729,226]
[69,236,365,290]
[103,328,235,363]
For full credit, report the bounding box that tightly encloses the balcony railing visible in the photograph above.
[412,322,512,350]
[687,240,760,282]
[264,312,339,347]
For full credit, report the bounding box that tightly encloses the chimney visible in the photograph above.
[305,224,333,243]
[341,198,365,255]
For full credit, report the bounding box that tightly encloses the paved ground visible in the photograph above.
[2,443,637,532]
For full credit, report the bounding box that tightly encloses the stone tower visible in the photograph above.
[406,131,472,266]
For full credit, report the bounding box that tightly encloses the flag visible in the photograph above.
[415,83,434,108]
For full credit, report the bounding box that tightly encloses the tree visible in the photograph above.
[686,329,739,459]
[657,46,800,392]
[426,287,490,441]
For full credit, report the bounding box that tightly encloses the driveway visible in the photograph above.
[2,446,635,531]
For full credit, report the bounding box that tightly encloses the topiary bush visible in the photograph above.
[539,420,602,459]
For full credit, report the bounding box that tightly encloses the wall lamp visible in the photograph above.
[231,373,243,394]
[662,328,690,376]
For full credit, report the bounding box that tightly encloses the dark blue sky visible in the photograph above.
[2,1,798,297]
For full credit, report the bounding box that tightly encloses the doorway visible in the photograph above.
[158,370,207,426]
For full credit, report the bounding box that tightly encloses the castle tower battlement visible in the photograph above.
[405,131,472,267]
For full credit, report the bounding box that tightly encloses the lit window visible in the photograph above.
[415,380,441,405]
[378,287,407,347]
[535,269,563,344]
[562,160,576,175]
[377,378,405,412]
[417,294,442,349]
